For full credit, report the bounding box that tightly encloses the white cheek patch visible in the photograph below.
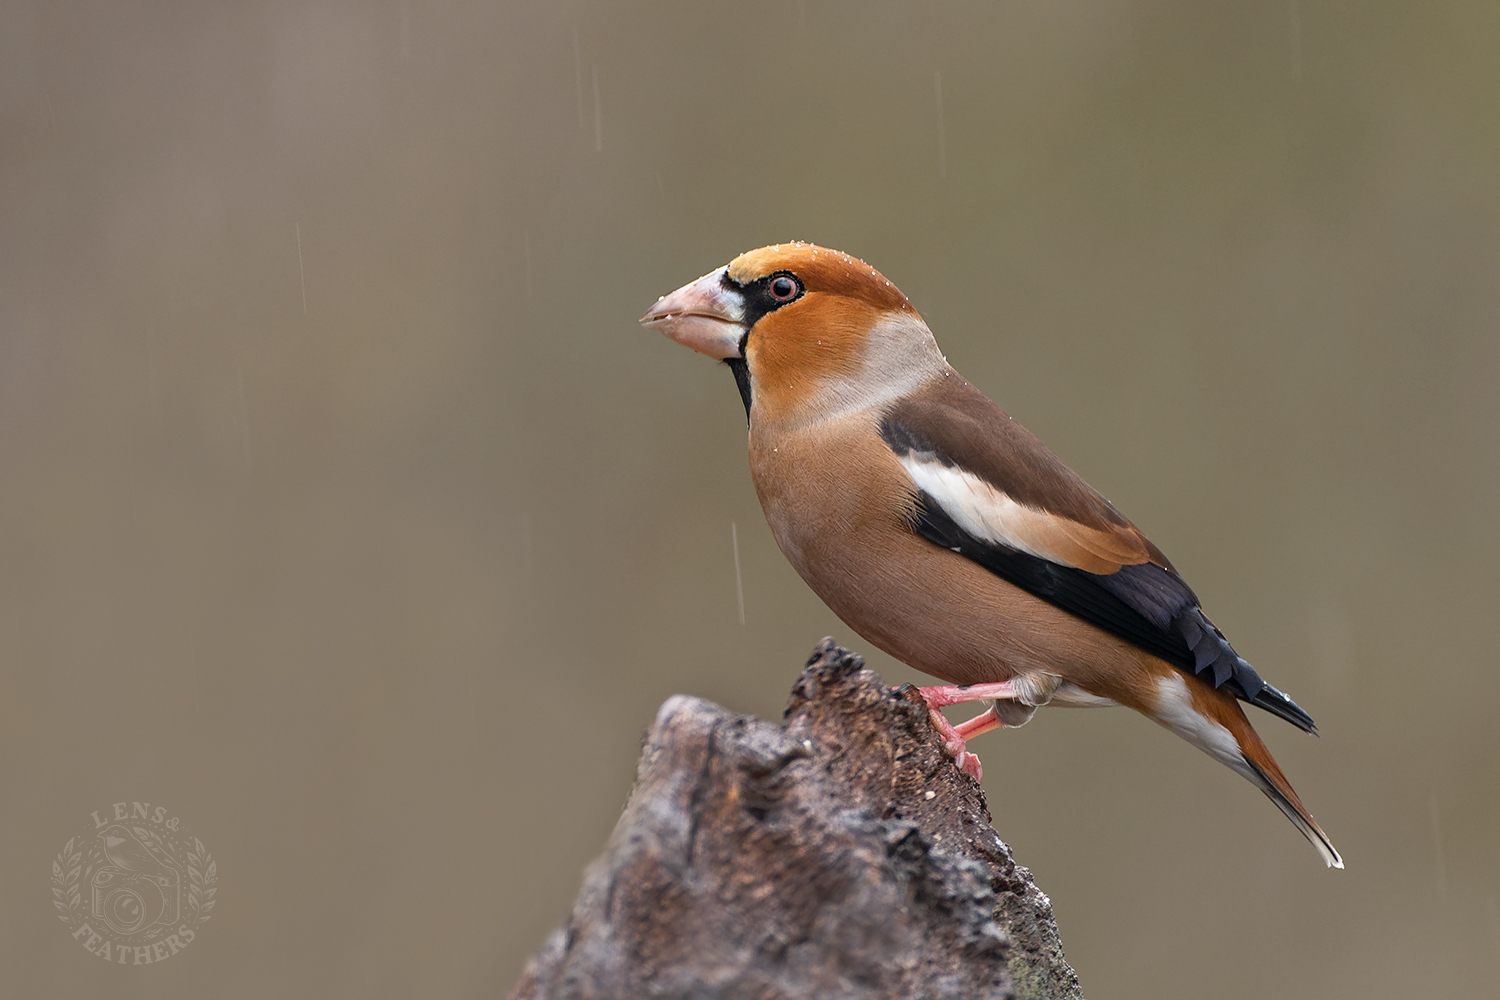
[897,455,1071,566]
[1150,673,1252,776]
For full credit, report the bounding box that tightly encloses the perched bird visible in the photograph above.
[640,242,1343,868]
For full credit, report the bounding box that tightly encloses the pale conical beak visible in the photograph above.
[639,266,747,360]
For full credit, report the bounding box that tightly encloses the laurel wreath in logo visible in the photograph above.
[51,831,217,928]
[51,837,85,924]
[185,836,217,924]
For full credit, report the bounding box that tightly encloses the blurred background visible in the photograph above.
[2,1,1498,997]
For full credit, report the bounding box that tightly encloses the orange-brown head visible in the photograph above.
[641,242,942,426]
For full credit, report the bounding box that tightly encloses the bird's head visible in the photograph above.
[641,242,942,426]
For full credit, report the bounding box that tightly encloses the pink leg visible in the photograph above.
[915,682,1019,782]
[917,680,1020,708]
[954,706,1002,740]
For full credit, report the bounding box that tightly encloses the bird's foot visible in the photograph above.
[918,687,1012,781]
[923,705,997,781]
[925,705,968,757]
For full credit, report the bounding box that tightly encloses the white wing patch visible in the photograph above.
[898,453,1077,567]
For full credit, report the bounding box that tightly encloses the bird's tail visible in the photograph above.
[1149,671,1343,868]
[1233,718,1344,869]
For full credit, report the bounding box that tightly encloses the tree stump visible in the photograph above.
[508,639,1084,1000]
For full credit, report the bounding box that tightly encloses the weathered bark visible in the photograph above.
[509,639,1084,1000]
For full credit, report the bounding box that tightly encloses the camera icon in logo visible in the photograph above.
[90,825,180,937]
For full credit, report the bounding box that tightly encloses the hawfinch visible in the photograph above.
[640,242,1342,868]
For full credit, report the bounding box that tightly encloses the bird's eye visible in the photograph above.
[769,274,801,302]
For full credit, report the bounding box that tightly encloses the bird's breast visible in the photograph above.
[747,416,914,578]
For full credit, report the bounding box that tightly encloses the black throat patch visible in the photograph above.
[725,357,752,422]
